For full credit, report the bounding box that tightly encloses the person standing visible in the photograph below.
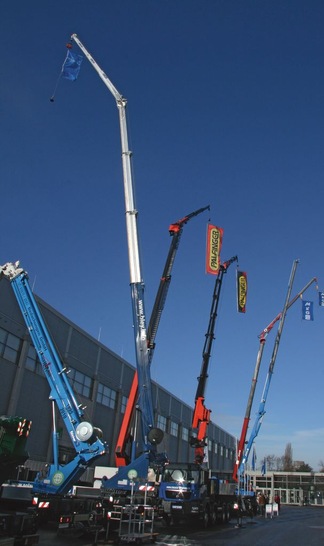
[257,492,266,516]
[274,493,281,512]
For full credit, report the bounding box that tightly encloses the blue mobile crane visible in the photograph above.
[0,261,108,496]
[68,34,209,494]
[69,33,162,490]
[66,35,210,499]
[59,34,163,491]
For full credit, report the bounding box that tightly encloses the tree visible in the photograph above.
[262,454,284,471]
[295,462,313,472]
[283,442,294,471]
[263,444,314,472]
[264,454,276,471]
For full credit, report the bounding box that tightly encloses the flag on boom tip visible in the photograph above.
[50,46,83,102]
[302,300,314,321]
[319,291,324,307]
[62,50,83,81]
[205,224,223,275]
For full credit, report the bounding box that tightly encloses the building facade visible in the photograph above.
[0,277,236,480]
[248,470,324,506]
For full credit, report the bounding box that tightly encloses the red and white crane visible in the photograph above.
[233,261,317,483]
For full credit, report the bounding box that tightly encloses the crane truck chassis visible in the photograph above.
[158,462,238,527]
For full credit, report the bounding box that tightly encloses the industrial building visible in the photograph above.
[248,470,324,507]
[0,276,236,481]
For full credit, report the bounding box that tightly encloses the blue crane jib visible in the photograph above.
[0,261,108,495]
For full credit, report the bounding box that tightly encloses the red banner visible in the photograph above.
[237,271,247,313]
[206,225,223,275]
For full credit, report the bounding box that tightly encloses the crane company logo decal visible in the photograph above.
[237,271,247,313]
[302,300,314,321]
[206,224,223,274]
[138,299,147,340]
[51,471,65,486]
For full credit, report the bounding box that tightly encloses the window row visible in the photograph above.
[210,439,234,460]
[0,327,21,364]
[25,348,127,413]
[3,336,234,457]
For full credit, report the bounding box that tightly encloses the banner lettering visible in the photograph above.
[302,300,314,321]
[206,225,223,275]
[237,271,247,313]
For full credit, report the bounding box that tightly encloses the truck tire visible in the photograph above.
[209,509,217,526]
[202,507,210,528]
[163,515,178,527]
[221,506,227,523]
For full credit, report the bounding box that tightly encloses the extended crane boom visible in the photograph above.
[191,256,238,464]
[70,34,165,486]
[0,262,108,495]
[158,256,239,526]
[233,273,317,481]
[147,206,210,356]
[238,259,299,481]
[116,206,210,466]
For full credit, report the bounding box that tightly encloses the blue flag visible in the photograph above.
[319,292,324,307]
[302,300,314,321]
[251,447,257,471]
[261,458,266,476]
[62,50,83,81]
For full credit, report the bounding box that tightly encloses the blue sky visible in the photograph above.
[1,1,324,470]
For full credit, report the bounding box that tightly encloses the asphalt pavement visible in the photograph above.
[36,505,324,546]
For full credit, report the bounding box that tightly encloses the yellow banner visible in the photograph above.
[206,225,223,275]
[237,271,247,313]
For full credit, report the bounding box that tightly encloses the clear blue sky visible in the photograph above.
[1,1,324,470]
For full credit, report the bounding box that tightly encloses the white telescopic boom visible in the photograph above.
[70,35,156,456]
[71,33,141,284]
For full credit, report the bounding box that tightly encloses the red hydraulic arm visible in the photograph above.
[115,206,210,466]
[190,256,238,465]
[232,275,317,481]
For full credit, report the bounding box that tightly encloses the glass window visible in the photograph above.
[0,328,6,346]
[96,383,117,409]
[182,426,189,442]
[214,443,218,454]
[208,439,212,451]
[68,368,92,398]
[25,345,40,373]
[121,395,128,414]
[157,414,167,432]
[170,421,179,437]
[25,345,37,371]
[0,328,21,364]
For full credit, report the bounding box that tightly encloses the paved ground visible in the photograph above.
[35,506,324,546]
